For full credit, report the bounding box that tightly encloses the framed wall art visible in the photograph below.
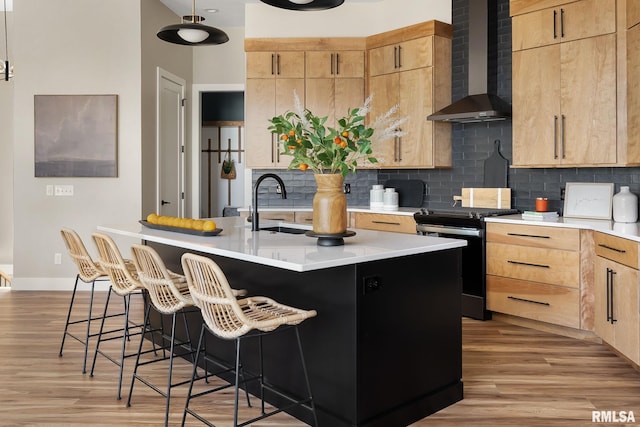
[563,182,614,220]
[34,94,118,177]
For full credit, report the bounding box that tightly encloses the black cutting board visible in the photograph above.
[483,140,509,188]
[384,179,425,207]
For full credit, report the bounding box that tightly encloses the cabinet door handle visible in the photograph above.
[606,268,611,322]
[608,268,618,324]
[553,10,558,39]
[271,134,275,163]
[276,53,281,75]
[331,53,335,75]
[507,232,551,239]
[397,45,402,68]
[561,114,566,159]
[372,220,401,226]
[507,260,550,269]
[394,46,398,68]
[271,54,275,75]
[336,53,340,75]
[560,8,565,38]
[397,128,402,161]
[553,115,559,159]
[508,296,551,306]
[598,243,627,254]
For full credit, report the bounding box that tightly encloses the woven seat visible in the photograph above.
[59,228,110,374]
[126,244,199,427]
[90,232,150,400]
[180,252,318,427]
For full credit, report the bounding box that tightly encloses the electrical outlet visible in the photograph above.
[54,253,62,265]
[54,184,74,196]
[343,183,351,194]
[276,184,282,194]
[46,185,54,196]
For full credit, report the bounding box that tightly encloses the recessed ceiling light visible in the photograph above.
[205,8,218,13]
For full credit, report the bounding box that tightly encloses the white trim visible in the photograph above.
[190,83,245,218]
[9,277,111,291]
[157,67,187,217]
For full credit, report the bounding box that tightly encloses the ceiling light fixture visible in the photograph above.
[259,0,345,11]
[157,0,228,46]
[1,0,12,81]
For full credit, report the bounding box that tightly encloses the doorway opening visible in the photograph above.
[199,91,245,218]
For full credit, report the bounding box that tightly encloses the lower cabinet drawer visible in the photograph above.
[352,212,416,234]
[487,242,580,288]
[487,275,580,329]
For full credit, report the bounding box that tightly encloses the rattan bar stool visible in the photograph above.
[127,244,201,427]
[180,252,319,427]
[59,228,111,374]
[90,232,151,400]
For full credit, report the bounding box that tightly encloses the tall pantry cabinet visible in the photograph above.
[511,0,617,166]
[366,21,452,168]
[510,0,640,167]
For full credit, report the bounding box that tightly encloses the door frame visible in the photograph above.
[157,67,186,217]
[190,83,245,218]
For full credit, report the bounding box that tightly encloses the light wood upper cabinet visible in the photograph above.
[628,20,640,161]
[305,50,365,129]
[245,78,303,168]
[512,0,616,51]
[366,21,452,169]
[513,34,617,166]
[369,36,433,77]
[627,0,640,28]
[305,51,364,79]
[511,0,619,167]
[246,51,305,79]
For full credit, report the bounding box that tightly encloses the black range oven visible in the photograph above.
[414,207,519,320]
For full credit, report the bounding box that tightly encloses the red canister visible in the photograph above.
[535,197,548,212]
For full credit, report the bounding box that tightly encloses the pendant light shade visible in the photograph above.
[260,0,345,11]
[157,0,228,46]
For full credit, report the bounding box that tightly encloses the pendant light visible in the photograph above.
[1,0,13,80]
[259,0,345,11]
[157,0,228,46]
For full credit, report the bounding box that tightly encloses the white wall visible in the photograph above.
[245,0,451,37]
[0,2,13,266]
[11,0,143,289]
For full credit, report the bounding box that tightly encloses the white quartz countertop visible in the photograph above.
[98,216,465,272]
[485,214,640,243]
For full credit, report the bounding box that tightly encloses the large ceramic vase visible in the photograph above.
[313,174,347,235]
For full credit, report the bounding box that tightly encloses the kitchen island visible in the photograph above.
[98,217,466,427]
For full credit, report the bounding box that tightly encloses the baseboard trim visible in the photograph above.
[8,277,111,291]
[491,313,601,343]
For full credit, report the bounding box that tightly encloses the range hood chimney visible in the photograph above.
[427,0,511,123]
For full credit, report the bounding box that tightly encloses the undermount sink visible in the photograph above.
[259,226,308,235]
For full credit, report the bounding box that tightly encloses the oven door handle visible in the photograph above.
[417,225,482,237]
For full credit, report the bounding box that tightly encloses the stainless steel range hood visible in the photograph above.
[428,0,511,123]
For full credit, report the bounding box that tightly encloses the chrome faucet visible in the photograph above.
[252,173,287,231]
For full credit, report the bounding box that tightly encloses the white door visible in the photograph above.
[157,68,185,217]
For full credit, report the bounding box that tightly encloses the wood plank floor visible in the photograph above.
[2,289,640,426]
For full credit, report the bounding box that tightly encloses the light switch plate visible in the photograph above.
[54,185,74,196]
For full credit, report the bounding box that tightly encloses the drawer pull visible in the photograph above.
[598,243,626,254]
[372,220,401,226]
[508,296,550,306]
[507,232,550,239]
[507,260,550,269]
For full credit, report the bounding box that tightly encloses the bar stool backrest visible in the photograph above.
[92,233,142,296]
[130,244,192,315]
[181,253,253,339]
[60,228,106,282]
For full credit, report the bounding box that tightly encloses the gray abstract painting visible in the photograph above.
[34,94,118,177]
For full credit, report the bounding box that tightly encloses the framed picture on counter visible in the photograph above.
[563,182,614,220]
